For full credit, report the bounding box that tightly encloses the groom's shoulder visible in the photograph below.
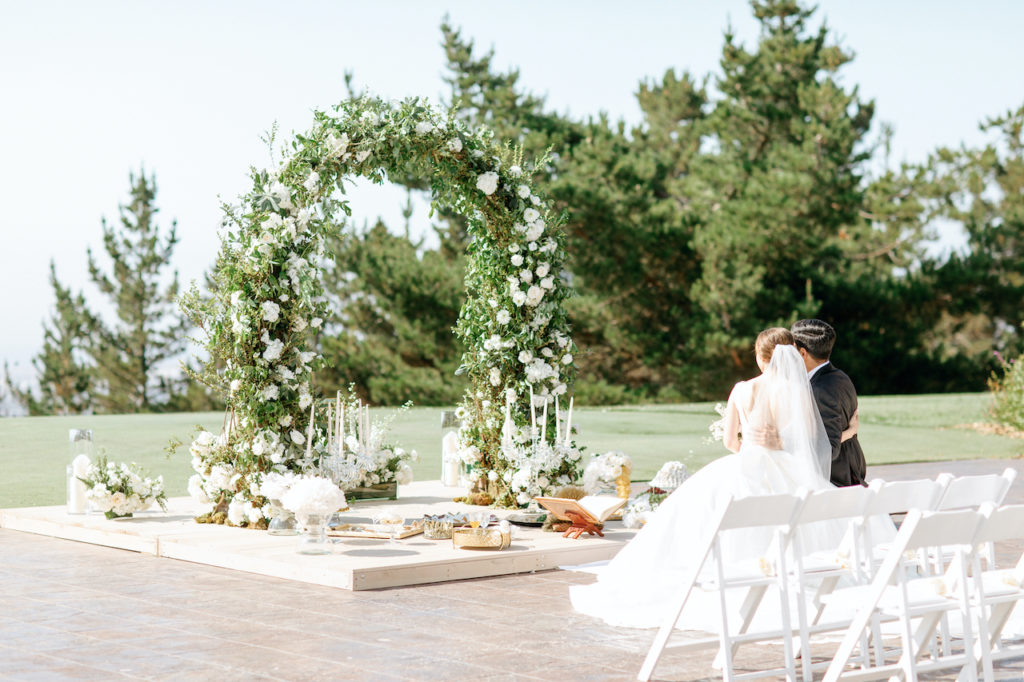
[814,363,857,392]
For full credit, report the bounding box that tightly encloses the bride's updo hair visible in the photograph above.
[755,327,795,363]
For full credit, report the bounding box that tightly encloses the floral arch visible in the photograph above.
[183,96,580,520]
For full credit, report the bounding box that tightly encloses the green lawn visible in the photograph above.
[1,393,1019,508]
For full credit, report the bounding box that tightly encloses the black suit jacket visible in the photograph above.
[809,363,866,487]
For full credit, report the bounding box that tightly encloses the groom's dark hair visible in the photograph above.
[791,319,836,360]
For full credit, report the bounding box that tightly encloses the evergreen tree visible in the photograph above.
[86,170,189,412]
[317,215,467,405]
[4,261,95,415]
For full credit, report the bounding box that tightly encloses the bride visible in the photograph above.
[571,327,872,631]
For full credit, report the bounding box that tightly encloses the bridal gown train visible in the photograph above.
[571,348,895,633]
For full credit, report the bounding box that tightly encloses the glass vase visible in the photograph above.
[297,513,331,555]
[66,429,93,514]
[267,500,299,536]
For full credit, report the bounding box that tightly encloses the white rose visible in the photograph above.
[525,223,544,242]
[496,310,511,325]
[299,393,312,409]
[262,301,280,322]
[511,254,524,267]
[525,286,545,307]
[523,208,540,223]
[562,354,573,365]
[517,185,530,199]
[278,415,293,427]
[229,379,241,393]
[536,263,550,278]
[227,498,247,526]
[509,244,520,253]
[540,276,555,290]
[395,463,414,485]
[541,347,554,358]
[187,475,210,504]
[290,430,305,445]
[311,317,323,328]
[520,269,533,283]
[263,339,284,362]
[509,165,523,177]
[292,317,308,332]
[447,137,463,153]
[356,150,371,163]
[490,367,502,386]
[303,171,320,192]
[476,171,499,195]
[530,195,541,206]
[512,290,527,307]
[326,131,349,157]
[519,350,533,364]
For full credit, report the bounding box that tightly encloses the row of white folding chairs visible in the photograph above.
[824,503,1024,681]
[636,468,1019,682]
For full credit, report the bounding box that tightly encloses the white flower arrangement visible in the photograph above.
[280,476,347,517]
[78,456,167,519]
[582,451,633,494]
[320,395,419,491]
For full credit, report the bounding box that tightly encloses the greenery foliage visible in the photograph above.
[990,350,1024,431]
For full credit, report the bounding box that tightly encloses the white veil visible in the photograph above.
[753,344,833,486]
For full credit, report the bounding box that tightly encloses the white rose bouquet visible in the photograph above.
[79,457,167,519]
[582,451,633,494]
[280,476,347,517]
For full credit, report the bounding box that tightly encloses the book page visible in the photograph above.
[578,495,627,522]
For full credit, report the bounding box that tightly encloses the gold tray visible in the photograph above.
[452,527,511,550]
[328,523,423,539]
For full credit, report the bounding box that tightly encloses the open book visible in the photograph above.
[534,495,627,525]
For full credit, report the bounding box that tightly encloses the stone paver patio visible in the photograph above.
[2,459,1023,681]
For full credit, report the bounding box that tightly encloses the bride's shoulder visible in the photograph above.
[728,378,757,399]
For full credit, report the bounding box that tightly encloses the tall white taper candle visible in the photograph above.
[541,399,548,442]
[565,396,574,446]
[306,401,315,458]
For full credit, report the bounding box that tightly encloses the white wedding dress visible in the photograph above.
[571,345,890,632]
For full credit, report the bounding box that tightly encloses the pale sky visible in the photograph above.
[2,0,1023,388]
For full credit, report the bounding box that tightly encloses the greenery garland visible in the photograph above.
[182,95,579,521]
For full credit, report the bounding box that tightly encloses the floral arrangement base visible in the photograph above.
[344,481,398,501]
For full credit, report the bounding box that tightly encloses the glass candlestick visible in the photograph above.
[66,429,93,514]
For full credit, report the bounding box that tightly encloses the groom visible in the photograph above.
[791,319,866,487]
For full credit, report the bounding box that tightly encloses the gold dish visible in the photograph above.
[452,527,512,550]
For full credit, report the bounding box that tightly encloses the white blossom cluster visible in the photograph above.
[81,459,166,517]
[582,451,634,494]
[280,476,348,517]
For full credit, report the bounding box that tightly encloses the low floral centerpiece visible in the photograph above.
[621,460,690,528]
[583,451,633,497]
[78,457,167,519]
[280,475,347,554]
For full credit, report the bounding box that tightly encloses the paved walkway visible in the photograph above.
[2,459,1023,681]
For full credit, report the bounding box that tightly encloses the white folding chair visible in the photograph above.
[787,485,875,680]
[637,491,807,682]
[823,508,986,682]
[958,503,1024,682]
[936,468,1017,568]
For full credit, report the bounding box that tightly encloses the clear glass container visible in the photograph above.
[66,429,94,514]
[296,513,331,554]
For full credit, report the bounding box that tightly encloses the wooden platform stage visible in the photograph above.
[0,480,636,590]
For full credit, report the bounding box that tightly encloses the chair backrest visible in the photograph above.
[896,508,985,553]
[974,503,1024,545]
[795,485,872,524]
[865,478,945,516]
[718,492,806,532]
[937,468,1018,511]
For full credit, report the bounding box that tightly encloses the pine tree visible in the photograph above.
[4,261,95,415]
[86,170,189,412]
